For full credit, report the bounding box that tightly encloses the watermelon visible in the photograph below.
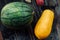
[1,2,33,29]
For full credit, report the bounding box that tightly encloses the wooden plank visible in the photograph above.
[0,31,3,40]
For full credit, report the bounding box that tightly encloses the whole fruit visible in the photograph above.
[1,2,33,29]
[34,9,54,39]
[36,0,44,6]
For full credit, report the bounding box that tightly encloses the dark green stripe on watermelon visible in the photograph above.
[1,2,33,29]
[1,15,33,25]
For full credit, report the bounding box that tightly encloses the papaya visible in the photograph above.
[34,9,54,39]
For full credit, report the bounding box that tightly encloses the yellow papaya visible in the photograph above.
[34,9,54,39]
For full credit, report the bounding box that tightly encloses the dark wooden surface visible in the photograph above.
[0,31,3,40]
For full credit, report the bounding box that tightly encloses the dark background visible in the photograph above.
[0,0,60,40]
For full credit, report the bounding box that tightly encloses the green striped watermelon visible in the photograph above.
[1,2,33,29]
